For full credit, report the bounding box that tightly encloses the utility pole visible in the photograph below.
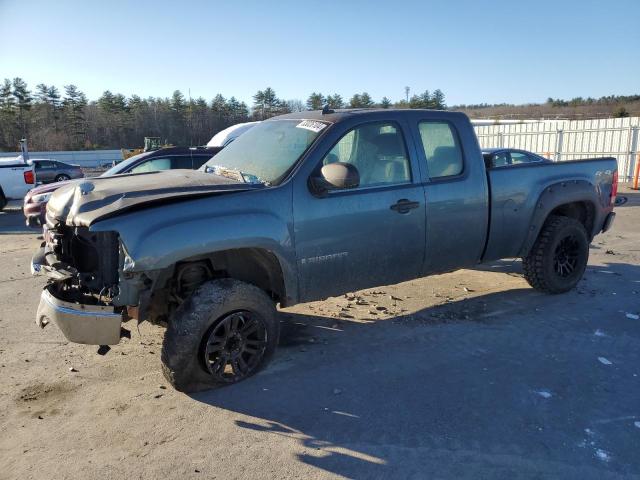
[404,86,410,103]
[19,138,29,163]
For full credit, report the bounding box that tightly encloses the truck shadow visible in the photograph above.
[614,187,639,208]
[189,260,640,478]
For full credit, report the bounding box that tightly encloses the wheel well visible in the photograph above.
[548,201,595,236]
[147,248,287,324]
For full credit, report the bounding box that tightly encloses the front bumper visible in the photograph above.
[36,286,123,345]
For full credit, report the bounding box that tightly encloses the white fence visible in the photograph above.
[0,149,122,168]
[474,117,640,182]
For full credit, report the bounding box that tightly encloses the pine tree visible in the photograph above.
[211,94,229,130]
[253,87,280,119]
[12,77,31,136]
[349,92,374,108]
[380,97,392,109]
[35,84,49,103]
[410,90,430,109]
[252,90,265,120]
[63,84,88,149]
[349,93,362,108]
[360,92,374,108]
[0,79,17,149]
[306,92,324,110]
[431,89,446,109]
[325,94,344,109]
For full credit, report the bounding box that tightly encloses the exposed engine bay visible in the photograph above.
[36,225,121,306]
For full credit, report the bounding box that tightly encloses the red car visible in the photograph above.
[23,181,71,227]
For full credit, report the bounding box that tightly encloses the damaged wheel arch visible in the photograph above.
[133,247,290,325]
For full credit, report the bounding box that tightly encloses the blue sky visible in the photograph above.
[1,0,638,106]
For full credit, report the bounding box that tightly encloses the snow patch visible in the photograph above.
[626,313,639,320]
[595,449,611,462]
[598,357,613,365]
[536,390,552,399]
[594,329,607,337]
[634,421,640,429]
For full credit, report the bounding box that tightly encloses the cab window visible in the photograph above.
[493,152,509,167]
[130,157,172,173]
[418,122,463,178]
[321,122,411,187]
[171,156,193,169]
[510,152,537,164]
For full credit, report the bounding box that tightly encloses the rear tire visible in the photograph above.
[522,215,589,294]
[55,174,70,182]
[161,278,279,392]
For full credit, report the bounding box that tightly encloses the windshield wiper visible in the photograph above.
[205,165,269,185]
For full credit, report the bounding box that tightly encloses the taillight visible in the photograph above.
[611,170,618,205]
[24,170,34,184]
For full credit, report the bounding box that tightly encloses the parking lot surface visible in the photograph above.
[1,189,639,479]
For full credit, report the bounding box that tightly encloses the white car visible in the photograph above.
[0,156,35,210]
[206,121,260,148]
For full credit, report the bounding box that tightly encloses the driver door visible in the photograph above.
[293,120,426,302]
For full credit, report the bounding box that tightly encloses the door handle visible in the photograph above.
[390,199,420,214]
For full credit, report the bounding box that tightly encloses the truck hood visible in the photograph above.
[47,169,259,227]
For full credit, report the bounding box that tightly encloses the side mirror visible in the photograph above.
[310,162,359,195]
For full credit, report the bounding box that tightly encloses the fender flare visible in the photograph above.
[519,179,600,257]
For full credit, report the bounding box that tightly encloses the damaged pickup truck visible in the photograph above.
[32,109,618,391]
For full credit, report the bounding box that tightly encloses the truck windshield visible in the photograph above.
[201,119,329,185]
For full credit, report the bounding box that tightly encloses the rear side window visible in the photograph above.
[130,157,172,173]
[418,122,463,178]
[493,152,509,167]
[192,155,212,169]
[510,152,538,164]
[170,156,193,169]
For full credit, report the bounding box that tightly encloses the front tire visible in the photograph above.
[161,278,279,392]
[522,215,589,294]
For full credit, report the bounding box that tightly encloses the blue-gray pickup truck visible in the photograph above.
[33,109,618,391]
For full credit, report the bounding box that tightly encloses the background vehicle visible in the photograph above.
[23,145,222,227]
[206,121,260,147]
[120,136,172,162]
[0,156,35,211]
[32,109,617,392]
[482,148,550,168]
[30,159,84,183]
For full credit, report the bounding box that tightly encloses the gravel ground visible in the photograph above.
[0,188,639,480]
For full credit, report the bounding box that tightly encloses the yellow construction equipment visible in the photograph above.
[121,137,171,161]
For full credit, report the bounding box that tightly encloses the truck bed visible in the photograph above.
[483,157,618,261]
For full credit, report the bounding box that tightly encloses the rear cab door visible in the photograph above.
[407,112,489,274]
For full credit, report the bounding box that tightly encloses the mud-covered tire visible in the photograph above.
[522,215,589,294]
[161,278,279,392]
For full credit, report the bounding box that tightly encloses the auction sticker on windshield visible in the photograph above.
[296,120,327,133]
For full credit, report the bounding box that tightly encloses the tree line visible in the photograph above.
[0,78,446,151]
[454,94,640,119]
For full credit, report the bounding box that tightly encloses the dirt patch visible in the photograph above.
[16,380,75,405]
